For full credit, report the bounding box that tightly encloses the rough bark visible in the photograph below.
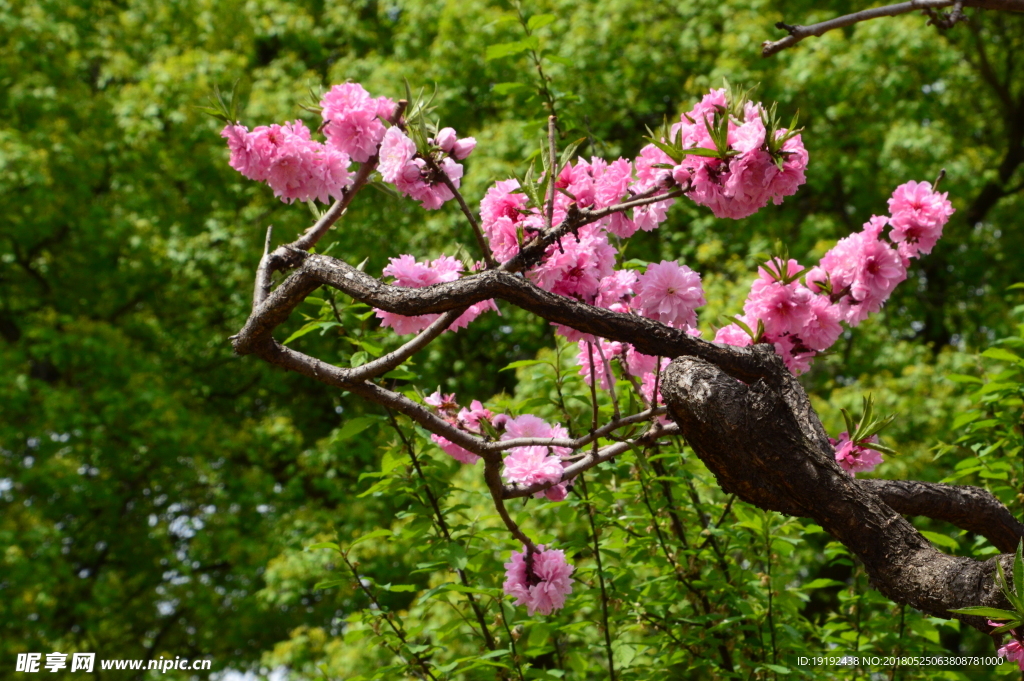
[659,352,1014,629]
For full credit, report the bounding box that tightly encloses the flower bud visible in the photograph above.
[433,127,457,152]
[451,136,477,160]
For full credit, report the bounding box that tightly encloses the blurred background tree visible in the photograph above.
[1,0,1022,678]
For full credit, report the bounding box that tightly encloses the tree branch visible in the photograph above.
[859,479,1024,553]
[762,0,1024,57]
[660,353,1015,631]
[232,252,780,384]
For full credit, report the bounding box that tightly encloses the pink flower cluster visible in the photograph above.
[830,432,883,476]
[221,121,353,204]
[667,91,809,219]
[991,622,1024,670]
[501,415,573,501]
[374,254,496,335]
[503,545,575,616]
[715,180,954,374]
[378,125,476,210]
[320,83,397,163]
[887,180,954,260]
[424,390,498,465]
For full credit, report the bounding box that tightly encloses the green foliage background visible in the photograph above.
[2,0,1023,678]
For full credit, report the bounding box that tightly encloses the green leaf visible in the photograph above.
[383,366,418,380]
[991,620,1024,635]
[982,347,1023,364]
[446,543,468,570]
[333,416,379,442]
[351,528,394,547]
[500,359,551,372]
[762,664,791,674]
[558,137,588,170]
[947,606,1019,619]
[485,38,538,61]
[920,530,959,551]
[952,411,982,429]
[1014,540,1024,602]
[492,82,527,95]
[527,13,556,31]
[283,320,338,345]
[644,138,684,165]
[314,579,348,590]
[946,373,983,384]
[380,583,418,592]
[802,578,845,589]
[306,541,340,552]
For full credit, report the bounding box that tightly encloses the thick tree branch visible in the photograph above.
[762,0,1024,57]
[232,252,780,383]
[859,479,1024,553]
[659,353,1014,631]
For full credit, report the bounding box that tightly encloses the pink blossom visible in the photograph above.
[594,270,639,310]
[594,158,634,209]
[457,400,494,434]
[714,323,753,347]
[376,255,495,334]
[378,127,417,183]
[529,225,617,302]
[480,179,530,263]
[887,180,954,258]
[634,260,705,329]
[998,639,1024,670]
[451,137,477,160]
[424,389,459,415]
[817,225,906,326]
[771,335,816,375]
[221,124,267,181]
[501,415,571,457]
[576,339,624,390]
[500,415,571,493]
[503,545,575,616]
[432,127,457,152]
[831,432,883,475]
[624,346,658,377]
[663,89,808,219]
[431,434,479,465]
[320,83,396,163]
[744,279,814,338]
[222,121,353,204]
[798,295,844,352]
[556,158,597,208]
[633,143,674,188]
[502,448,565,489]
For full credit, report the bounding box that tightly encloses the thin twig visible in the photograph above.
[422,154,497,269]
[385,409,499,652]
[341,551,439,681]
[761,0,1024,58]
[578,473,617,681]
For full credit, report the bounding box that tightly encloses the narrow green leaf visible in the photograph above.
[558,137,588,170]
[333,416,379,442]
[1014,540,1024,602]
[947,606,1019,619]
[644,138,684,165]
[492,82,527,95]
[500,359,551,372]
[314,579,348,590]
[306,542,340,552]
